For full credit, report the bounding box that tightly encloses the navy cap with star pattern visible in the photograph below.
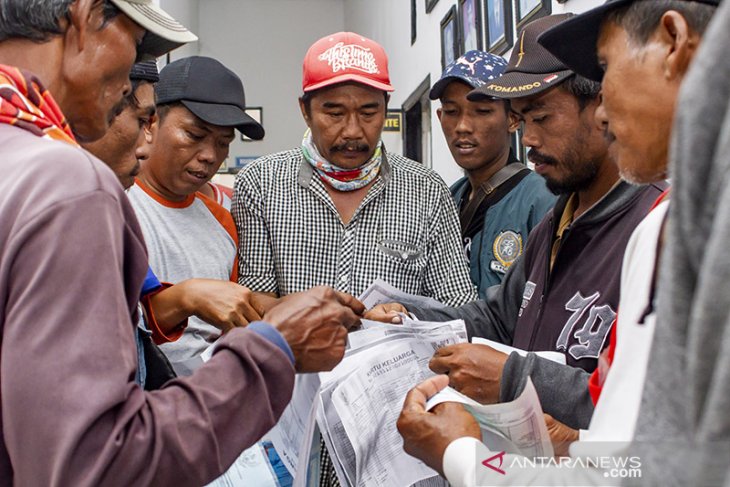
[429,50,508,100]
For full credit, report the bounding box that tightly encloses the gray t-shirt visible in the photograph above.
[128,182,237,363]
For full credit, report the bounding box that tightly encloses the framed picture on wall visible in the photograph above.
[240,107,262,142]
[425,0,440,13]
[458,0,482,53]
[411,0,418,44]
[517,0,551,29]
[483,0,512,54]
[440,6,459,70]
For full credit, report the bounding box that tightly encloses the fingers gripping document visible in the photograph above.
[426,378,555,459]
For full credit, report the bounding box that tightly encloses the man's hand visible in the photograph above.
[429,343,509,404]
[263,287,364,372]
[362,302,408,323]
[544,414,579,457]
[250,292,279,316]
[150,279,264,334]
[397,375,481,476]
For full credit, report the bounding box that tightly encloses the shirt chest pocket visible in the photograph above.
[376,239,427,271]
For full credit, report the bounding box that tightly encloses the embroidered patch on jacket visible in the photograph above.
[491,231,523,273]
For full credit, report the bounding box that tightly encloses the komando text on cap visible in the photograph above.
[156,56,265,140]
[467,13,575,101]
[538,0,721,82]
[302,32,394,92]
[429,50,508,100]
[109,0,198,59]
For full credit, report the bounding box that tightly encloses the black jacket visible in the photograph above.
[411,180,666,428]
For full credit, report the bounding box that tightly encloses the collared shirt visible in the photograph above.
[550,192,578,271]
[233,148,477,306]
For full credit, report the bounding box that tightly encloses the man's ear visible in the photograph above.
[65,0,100,54]
[658,10,699,81]
[144,113,158,143]
[298,97,312,127]
[580,95,604,132]
[507,111,520,133]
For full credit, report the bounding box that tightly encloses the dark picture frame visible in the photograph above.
[458,0,482,54]
[440,5,459,70]
[411,0,418,44]
[517,0,551,29]
[425,0,440,13]
[483,0,512,55]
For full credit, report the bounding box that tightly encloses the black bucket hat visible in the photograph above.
[538,0,721,82]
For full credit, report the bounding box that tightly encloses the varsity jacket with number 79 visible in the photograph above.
[409,180,665,428]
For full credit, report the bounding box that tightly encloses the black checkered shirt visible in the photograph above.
[233,148,477,305]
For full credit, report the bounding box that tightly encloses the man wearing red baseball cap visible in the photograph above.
[233,31,477,486]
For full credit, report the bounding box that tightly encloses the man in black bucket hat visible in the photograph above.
[396,2,718,485]
[539,0,721,485]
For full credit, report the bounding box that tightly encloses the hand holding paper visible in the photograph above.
[424,378,554,459]
[397,375,481,476]
[264,286,364,372]
[544,414,579,457]
[362,302,408,323]
[429,343,509,404]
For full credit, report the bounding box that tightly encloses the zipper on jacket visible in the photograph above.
[527,222,570,350]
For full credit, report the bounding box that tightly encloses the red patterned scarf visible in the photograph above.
[0,64,77,146]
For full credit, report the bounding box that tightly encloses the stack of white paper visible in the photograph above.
[316,323,465,487]
[259,280,564,487]
[269,317,466,487]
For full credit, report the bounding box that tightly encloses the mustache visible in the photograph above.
[330,142,370,153]
[527,148,559,166]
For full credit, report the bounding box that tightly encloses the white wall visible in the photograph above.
[159,0,200,59]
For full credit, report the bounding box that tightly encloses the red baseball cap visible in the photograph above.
[302,32,394,93]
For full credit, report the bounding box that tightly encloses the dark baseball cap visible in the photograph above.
[467,14,576,101]
[429,50,508,100]
[538,0,720,82]
[130,60,159,83]
[155,56,264,140]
